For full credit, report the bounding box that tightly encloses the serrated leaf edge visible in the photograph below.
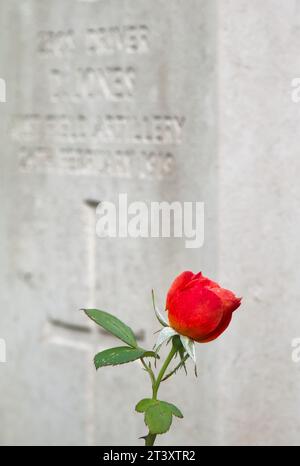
[83,309,137,348]
[136,399,183,435]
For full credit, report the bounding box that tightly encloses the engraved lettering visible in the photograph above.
[50,67,136,102]
[37,30,75,56]
[86,25,149,55]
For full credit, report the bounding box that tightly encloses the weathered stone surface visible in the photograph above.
[217,0,300,446]
[0,0,217,445]
[4,0,299,447]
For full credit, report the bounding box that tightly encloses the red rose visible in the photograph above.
[166,271,241,343]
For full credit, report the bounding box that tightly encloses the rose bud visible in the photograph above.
[166,271,242,343]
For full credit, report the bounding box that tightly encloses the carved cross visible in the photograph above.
[43,199,144,445]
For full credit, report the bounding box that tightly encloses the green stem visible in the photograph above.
[161,354,189,382]
[141,358,156,388]
[152,345,178,399]
[142,344,178,446]
[145,433,157,446]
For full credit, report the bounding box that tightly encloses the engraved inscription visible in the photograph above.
[86,26,149,55]
[13,24,186,179]
[38,30,76,56]
[37,26,149,57]
[18,146,175,179]
[12,114,185,145]
[50,66,136,102]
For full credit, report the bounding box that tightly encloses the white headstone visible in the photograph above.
[0,0,218,445]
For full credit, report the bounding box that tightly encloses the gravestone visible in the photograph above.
[0,0,218,445]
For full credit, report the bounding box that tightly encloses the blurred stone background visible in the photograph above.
[0,0,300,446]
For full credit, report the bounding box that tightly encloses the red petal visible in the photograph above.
[197,310,233,343]
[210,287,242,313]
[166,271,195,310]
[196,288,241,343]
[168,286,224,341]
[198,275,220,289]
